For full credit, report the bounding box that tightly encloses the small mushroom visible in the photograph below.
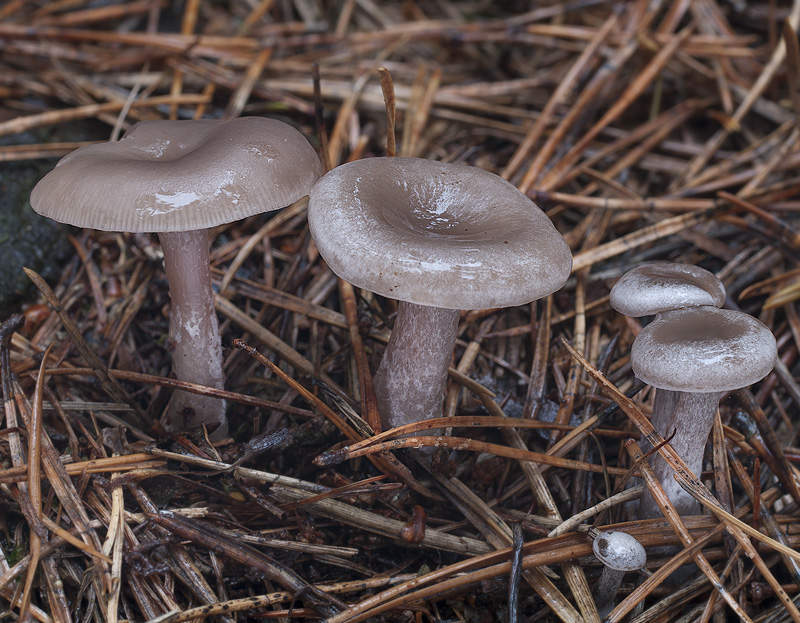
[610,262,727,440]
[631,306,777,517]
[610,261,725,317]
[590,529,647,618]
[308,157,571,431]
[30,117,321,438]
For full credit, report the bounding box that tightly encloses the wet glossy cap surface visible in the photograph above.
[631,306,777,392]
[307,157,572,310]
[593,531,647,571]
[30,117,321,232]
[610,262,725,317]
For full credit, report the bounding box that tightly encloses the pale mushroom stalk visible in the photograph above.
[630,306,777,520]
[594,567,625,618]
[308,157,572,435]
[159,230,226,436]
[29,116,321,439]
[646,386,680,450]
[373,302,459,429]
[639,390,719,519]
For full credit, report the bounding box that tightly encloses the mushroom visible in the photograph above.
[590,529,647,618]
[610,262,727,439]
[307,157,571,431]
[631,306,777,518]
[609,262,726,318]
[30,117,321,438]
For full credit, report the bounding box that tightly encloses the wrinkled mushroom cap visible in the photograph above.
[30,117,321,232]
[307,157,572,310]
[610,262,725,317]
[592,531,646,572]
[631,306,777,392]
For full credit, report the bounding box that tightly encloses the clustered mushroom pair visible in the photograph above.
[586,265,776,616]
[30,118,573,440]
[610,263,778,518]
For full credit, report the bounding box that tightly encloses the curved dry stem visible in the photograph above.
[373,302,459,431]
[159,230,227,439]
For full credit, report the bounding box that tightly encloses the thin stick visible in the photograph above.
[18,343,53,620]
[320,434,631,476]
[624,440,752,623]
[232,339,435,499]
[674,0,800,187]
[503,12,618,181]
[23,268,150,427]
[547,486,644,538]
[378,67,396,157]
[313,63,331,172]
[571,209,715,272]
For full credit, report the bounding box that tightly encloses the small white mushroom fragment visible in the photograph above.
[591,529,647,618]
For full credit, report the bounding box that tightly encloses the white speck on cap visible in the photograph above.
[30,117,321,233]
[307,157,572,310]
[610,262,725,317]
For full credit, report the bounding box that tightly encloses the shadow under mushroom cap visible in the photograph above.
[631,306,777,393]
[30,117,321,233]
[308,157,572,310]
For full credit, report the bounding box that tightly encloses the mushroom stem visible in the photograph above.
[590,529,647,618]
[159,230,227,439]
[594,566,625,618]
[648,387,680,444]
[373,301,460,431]
[638,390,719,519]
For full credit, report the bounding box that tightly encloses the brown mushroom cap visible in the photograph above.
[307,157,572,310]
[30,117,321,232]
[631,306,777,392]
[610,262,725,317]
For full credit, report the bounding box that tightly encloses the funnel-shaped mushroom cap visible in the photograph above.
[592,531,646,572]
[631,306,777,392]
[610,262,725,317]
[307,157,572,310]
[30,117,321,232]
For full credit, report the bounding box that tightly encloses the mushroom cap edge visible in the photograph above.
[610,262,726,317]
[30,116,322,233]
[308,157,572,310]
[631,306,777,392]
